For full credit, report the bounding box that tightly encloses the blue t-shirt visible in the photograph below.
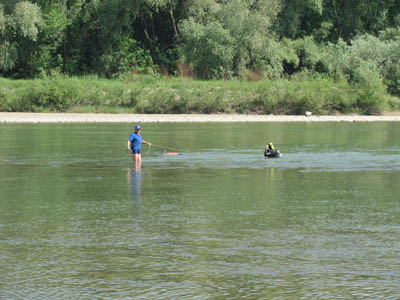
[128,132,142,152]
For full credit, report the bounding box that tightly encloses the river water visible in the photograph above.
[1,122,400,299]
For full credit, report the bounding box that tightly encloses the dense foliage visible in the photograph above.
[1,0,400,114]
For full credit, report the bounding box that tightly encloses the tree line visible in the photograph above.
[1,0,400,95]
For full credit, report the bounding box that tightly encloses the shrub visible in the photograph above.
[0,75,396,115]
[353,64,387,114]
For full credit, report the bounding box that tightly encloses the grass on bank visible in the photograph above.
[0,74,399,115]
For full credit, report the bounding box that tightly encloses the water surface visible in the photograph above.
[1,122,400,299]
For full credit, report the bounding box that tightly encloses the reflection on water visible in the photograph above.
[127,168,142,207]
[265,167,277,178]
[1,123,400,299]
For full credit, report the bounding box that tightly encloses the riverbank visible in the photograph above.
[2,112,400,123]
[1,75,399,115]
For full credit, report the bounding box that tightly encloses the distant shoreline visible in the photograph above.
[2,112,400,123]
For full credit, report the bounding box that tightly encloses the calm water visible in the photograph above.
[1,122,400,299]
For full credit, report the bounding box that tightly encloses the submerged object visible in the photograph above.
[164,152,184,156]
[264,149,281,158]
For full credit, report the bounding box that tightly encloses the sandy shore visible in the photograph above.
[1,112,400,123]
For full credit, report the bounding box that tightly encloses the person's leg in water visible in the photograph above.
[133,153,142,170]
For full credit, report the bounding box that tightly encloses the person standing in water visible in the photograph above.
[127,125,151,166]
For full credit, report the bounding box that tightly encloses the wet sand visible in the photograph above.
[1,112,400,123]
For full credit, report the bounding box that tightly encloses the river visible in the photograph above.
[1,122,400,299]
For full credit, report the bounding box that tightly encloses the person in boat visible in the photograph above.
[127,125,151,166]
[264,142,280,158]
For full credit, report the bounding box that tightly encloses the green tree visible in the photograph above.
[36,4,70,74]
[179,19,234,78]
[0,5,18,72]
[0,2,43,76]
[274,0,323,39]
[179,0,283,79]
